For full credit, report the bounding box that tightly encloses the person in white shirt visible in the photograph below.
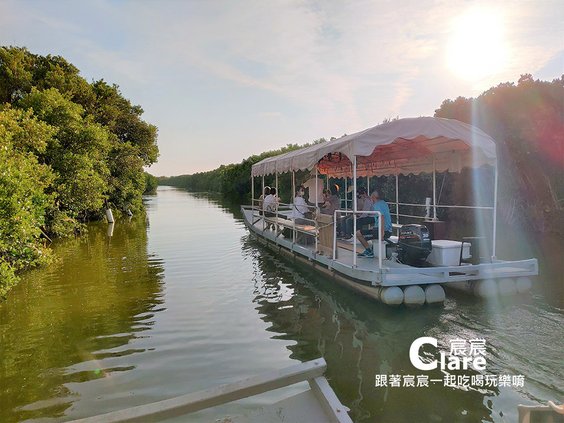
[263,187,278,217]
[291,185,310,224]
[258,186,270,213]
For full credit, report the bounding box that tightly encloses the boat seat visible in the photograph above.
[263,215,317,234]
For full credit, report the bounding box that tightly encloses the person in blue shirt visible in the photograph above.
[356,190,392,258]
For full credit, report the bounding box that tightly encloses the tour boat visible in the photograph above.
[70,358,352,422]
[242,117,538,306]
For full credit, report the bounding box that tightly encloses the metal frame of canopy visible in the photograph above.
[251,117,496,177]
[251,117,500,269]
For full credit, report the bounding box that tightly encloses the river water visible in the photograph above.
[0,186,562,422]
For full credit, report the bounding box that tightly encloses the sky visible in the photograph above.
[1,0,562,176]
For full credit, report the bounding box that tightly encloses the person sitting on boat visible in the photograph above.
[321,189,331,209]
[356,190,392,258]
[258,186,270,214]
[320,184,340,216]
[342,187,373,240]
[263,187,278,218]
[291,185,310,224]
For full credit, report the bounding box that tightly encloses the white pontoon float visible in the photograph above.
[242,117,538,306]
[70,358,352,423]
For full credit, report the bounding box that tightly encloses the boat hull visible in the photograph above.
[242,206,538,305]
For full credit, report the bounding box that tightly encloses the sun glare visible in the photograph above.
[447,8,508,82]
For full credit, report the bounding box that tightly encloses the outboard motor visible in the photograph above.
[397,224,432,266]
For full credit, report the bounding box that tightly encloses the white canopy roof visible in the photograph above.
[252,117,497,178]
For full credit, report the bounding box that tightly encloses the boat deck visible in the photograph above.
[243,208,538,288]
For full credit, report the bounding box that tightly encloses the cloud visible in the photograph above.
[2,0,562,174]
[6,0,559,123]
[118,0,451,129]
[259,111,283,118]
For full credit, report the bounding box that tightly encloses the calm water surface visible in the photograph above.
[0,186,562,422]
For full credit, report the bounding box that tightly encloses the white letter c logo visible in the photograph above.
[410,337,438,371]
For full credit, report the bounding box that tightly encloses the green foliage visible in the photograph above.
[0,46,34,103]
[18,88,112,227]
[0,46,159,296]
[0,107,55,297]
[435,74,564,234]
[91,80,159,165]
[143,172,158,195]
[159,139,326,201]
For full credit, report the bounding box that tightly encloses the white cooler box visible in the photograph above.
[428,240,471,266]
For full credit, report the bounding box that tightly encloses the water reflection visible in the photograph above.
[1,188,560,423]
[0,218,165,422]
[242,233,562,422]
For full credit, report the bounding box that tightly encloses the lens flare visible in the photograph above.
[447,7,508,82]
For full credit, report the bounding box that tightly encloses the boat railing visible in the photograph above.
[387,201,494,224]
[276,202,320,246]
[248,203,385,268]
[249,198,494,270]
[333,209,383,269]
[69,358,352,423]
[395,202,493,210]
[249,200,321,248]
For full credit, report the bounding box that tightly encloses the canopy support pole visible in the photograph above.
[275,167,279,240]
[292,171,296,244]
[344,177,347,210]
[395,174,399,227]
[275,171,278,199]
[432,156,438,221]
[492,161,498,260]
[251,175,254,210]
[353,156,357,267]
[367,176,370,194]
[315,165,318,254]
[315,166,319,206]
[262,176,265,232]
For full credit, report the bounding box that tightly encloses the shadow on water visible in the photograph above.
[0,218,165,422]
